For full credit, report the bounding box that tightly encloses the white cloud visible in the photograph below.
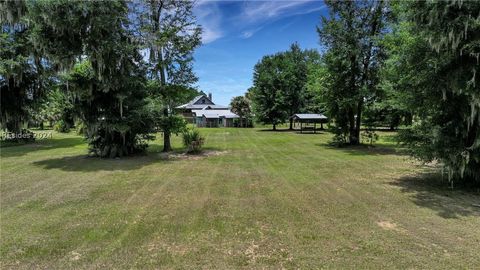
[193,1,325,42]
[202,27,223,43]
[194,1,223,44]
[233,0,324,38]
[239,0,315,23]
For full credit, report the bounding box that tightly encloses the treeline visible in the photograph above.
[0,0,202,156]
[249,1,479,185]
[249,43,322,130]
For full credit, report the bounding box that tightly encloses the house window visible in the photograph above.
[202,99,205,104]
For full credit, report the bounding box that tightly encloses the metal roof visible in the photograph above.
[292,113,328,120]
[176,95,229,110]
[177,104,229,109]
[192,109,239,119]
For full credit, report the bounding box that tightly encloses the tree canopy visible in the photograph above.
[1,0,202,156]
[386,1,480,185]
[318,0,388,145]
[250,43,321,130]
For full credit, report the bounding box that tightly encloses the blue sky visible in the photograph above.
[193,0,327,105]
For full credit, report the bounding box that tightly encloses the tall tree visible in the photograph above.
[23,1,156,157]
[251,54,288,130]
[140,0,201,152]
[230,95,251,127]
[318,0,388,145]
[251,44,316,130]
[0,1,50,140]
[282,43,309,130]
[387,1,480,185]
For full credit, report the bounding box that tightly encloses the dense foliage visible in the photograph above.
[385,1,480,185]
[0,8,50,141]
[26,1,156,157]
[315,0,479,184]
[250,44,321,130]
[65,59,154,157]
[1,0,202,157]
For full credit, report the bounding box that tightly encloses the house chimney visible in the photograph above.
[208,93,212,101]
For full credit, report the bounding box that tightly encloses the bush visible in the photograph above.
[182,129,204,153]
[53,120,70,133]
[361,129,379,146]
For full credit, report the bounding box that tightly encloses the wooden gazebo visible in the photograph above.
[291,114,328,133]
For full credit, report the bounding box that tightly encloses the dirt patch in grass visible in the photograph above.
[377,221,406,233]
[69,251,81,261]
[158,150,228,161]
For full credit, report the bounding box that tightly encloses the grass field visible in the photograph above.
[1,128,479,269]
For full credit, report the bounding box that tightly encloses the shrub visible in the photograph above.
[182,129,204,153]
[361,129,379,146]
[53,120,70,133]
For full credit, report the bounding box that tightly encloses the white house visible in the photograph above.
[176,93,239,127]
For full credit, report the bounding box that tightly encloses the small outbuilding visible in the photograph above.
[291,113,328,133]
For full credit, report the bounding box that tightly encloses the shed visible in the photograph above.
[291,113,328,133]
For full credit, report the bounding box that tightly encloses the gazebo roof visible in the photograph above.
[291,113,328,120]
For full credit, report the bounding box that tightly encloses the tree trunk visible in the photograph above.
[353,99,363,145]
[150,2,171,152]
[289,118,293,130]
[351,1,381,146]
[273,123,276,131]
[163,130,172,152]
[348,109,356,144]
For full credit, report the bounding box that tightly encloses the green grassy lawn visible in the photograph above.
[1,128,479,269]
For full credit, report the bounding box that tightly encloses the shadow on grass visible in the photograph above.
[31,146,223,172]
[391,172,480,219]
[0,137,85,158]
[316,143,406,156]
[32,154,163,172]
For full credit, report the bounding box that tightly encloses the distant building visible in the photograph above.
[290,113,328,133]
[176,93,239,127]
